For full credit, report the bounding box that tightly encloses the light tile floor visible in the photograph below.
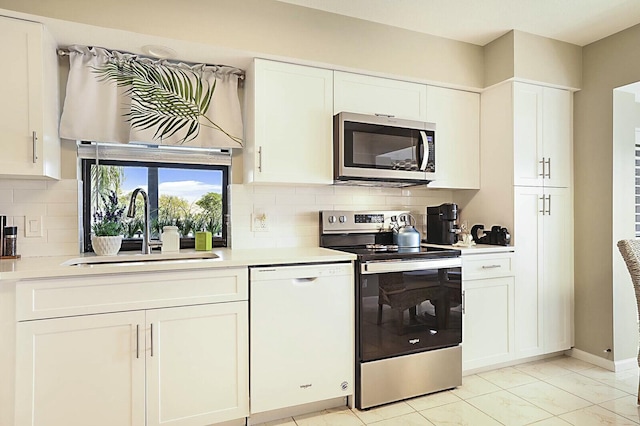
[256,356,640,426]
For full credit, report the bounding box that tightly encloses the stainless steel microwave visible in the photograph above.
[334,112,436,186]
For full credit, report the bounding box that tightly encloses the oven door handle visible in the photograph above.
[360,258,461,274]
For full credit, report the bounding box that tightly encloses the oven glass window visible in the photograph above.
[344,121,426,171]
[359,267,462,362]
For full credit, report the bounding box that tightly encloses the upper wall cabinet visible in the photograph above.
[244,59,334,185]
[513,82,571,188]
[426,86,480,189]
[333,71,427,121]
[0,16,60,179]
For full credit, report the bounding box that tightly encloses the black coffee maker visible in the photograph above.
[426,203,458,245]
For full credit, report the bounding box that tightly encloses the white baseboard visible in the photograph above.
[614,357,639,371]
[566,348,614,370]
[565,348,637,372]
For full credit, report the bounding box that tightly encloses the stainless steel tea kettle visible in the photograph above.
[392,214,421,248]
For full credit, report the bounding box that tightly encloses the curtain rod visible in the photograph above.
[56,47,245,78]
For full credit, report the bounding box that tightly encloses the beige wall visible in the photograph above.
[484,30,582,90]
[575,23,640,362]
[0,0,484,89]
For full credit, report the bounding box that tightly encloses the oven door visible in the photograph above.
[335,112,436,182]
[358,257,462,362]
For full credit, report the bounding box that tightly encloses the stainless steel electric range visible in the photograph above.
[319,210,462,409]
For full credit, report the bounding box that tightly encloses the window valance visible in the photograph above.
[59,45,244,149]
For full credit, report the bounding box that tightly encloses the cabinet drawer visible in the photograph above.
[462,254,514,280]
[16,267,248,321]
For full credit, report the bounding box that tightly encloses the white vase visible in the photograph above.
[91,235,123,256]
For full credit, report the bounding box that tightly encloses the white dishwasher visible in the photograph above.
[249,262,354,414]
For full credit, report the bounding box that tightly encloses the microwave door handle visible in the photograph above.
[419,131,429,171]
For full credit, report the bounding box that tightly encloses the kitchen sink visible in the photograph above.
[61,251,219,267]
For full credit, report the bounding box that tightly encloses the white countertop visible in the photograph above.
[422,243,515,255]
[0,247,356,281]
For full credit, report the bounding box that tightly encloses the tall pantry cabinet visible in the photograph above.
[477,81,573,360]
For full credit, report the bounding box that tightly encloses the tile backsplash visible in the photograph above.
[229,184,454,249]
[0,179,454,257]
[0,179,80,258]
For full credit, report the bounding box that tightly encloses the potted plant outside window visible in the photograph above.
[91,191,125,256]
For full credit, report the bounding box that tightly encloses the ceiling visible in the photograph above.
[276,0,640,46]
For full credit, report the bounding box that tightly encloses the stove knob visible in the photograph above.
[328,215,336,224]
[339,215,347,223]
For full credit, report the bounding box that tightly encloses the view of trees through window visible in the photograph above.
[84,159,227,251]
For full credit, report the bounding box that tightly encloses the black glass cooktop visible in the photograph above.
[330,245,460,261]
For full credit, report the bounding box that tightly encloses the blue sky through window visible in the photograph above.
[121,167,223,204]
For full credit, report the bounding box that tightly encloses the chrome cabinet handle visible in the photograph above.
[258,146,263,172]
[481,264,501,269]
[546,158,551,179]
[136,324,140,359]
[462,290,465,315]
[150,323,154,357]
[539,157,545,177]
[546,195,552,215]
[32,131,38,163]
[539,196,546,215]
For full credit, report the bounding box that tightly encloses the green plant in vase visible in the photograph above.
[91,191,126,255]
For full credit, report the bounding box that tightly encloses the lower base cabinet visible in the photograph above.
[461,253,515,371]
[16,311,146,426]
[14,269,249,426]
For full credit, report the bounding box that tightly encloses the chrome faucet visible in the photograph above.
[127,188,162,254]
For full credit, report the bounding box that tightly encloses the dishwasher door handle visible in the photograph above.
[292,277,319,284]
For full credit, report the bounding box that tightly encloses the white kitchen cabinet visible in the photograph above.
[0,16,60,179]
[462,253,515,371]
[244,59,334,184]
[15,311,146,426]
[333,71,427,121]
[513,82,571,188]
[14,268,249,426]
[250,263,354,414]
[426,86,480,189]
[514,186,573,357]
[147,303,248,426]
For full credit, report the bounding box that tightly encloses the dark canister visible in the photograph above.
[4,226,17,257]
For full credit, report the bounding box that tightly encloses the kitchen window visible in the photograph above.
[79,142,230,253]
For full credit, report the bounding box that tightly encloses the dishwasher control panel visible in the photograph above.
[250,263,353,281]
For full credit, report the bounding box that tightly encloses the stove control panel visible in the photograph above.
[320,210,410,234]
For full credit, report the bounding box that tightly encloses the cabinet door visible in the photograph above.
[426,86,480,189]
[513,186,545,358]
[463,276,515,371]
[15,311,146,426]
[542,187,573,351]
[146,302,249,426]
[513,83,544,187]
[334,71,427,121]
[542,87,571,188]
[0,17,59,179]
[251,59,333,184]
